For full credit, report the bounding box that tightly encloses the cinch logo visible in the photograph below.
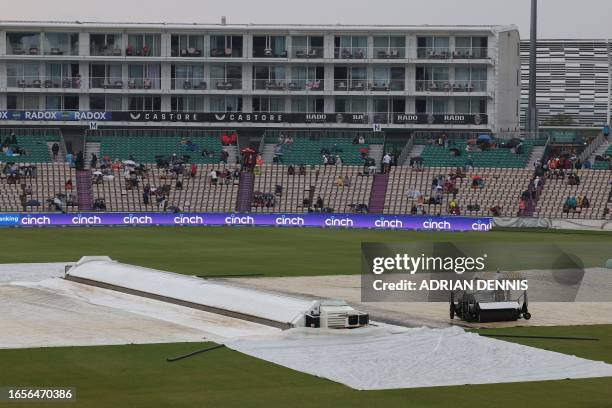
[21,215,51,225]
[123,214,152,224]
[225,214,254,225]
[24,111,58,120]
[74,112,107,120]
[72,215,102,225]
[324,216,353,227]
[174,215,204,224]
[422,218,452,230]
[471,219,492,231]
[374,217,403,229]
[275,215,304,226]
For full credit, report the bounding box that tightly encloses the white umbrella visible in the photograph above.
[123,160,136,166]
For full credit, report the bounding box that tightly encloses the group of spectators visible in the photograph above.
[2,133,27,157]
[563,195,590,213]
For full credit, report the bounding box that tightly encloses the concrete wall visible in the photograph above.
[494,28,521,133]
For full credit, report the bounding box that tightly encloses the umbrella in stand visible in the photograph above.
[123,159,136,166]
[477,134,492,142]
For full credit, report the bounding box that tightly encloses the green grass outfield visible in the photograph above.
[1,226,611,407]
[0,325,611,408]
[0,226,610,276]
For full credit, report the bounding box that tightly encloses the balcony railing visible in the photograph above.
[171,47,204,57]
[369,80,405,91]
[126,78,161,89]
[12,75,84,89]
[417,47,451,59]
[43,47,78,56]
[415,80,488,92]
[334,80,367,91]
[8,46,41,55]
[125,46,159,57]
[7,76,41,88]
[172,78,207,90]
[291,47,324,59]
[253,79,289,90]
[285,79,323,91]
[253,48,288,58]
[209,48,242,58]
[452,47,489,59]
[334,47,367,59]
[90,77,125,89]
[373,47,405,59]
[211,78,242,90]
[90,46,123,56]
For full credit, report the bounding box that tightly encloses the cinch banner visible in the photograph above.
[0,212,492,231]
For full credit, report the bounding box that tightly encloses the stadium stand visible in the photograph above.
[85,129,237,165]
[0,128,60,163]
[262,130,384,166]
[593,145,611,170]
[415,139,544,168]
[384,167,535,217]
[91,164,238,212]
[251,164,372,213]
[0,163,77,212]
[535,170,610,219]
[0,129,609,220]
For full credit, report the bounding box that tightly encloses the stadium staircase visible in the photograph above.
[47,142,65,162]
[84,142,101,169]
[368,143,385,168]
[235,171,255,212]
[525,145,546,169]
[368,172,390,214]
[224,145,239,165]
[76,170,93,211]
[261,143,276,164]
[409,144,425,159]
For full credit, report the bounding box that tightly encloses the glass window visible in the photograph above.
[7,94,39,110]
[291,35,323,58]
[128,64,161,89]
[171,96,204,111]
[253,96,285,112]
[253,35,287,58]
[126,34,161,56]
[334,36,367,59]
[90,95,122,110]
[43,32,79,55]
[170,35,205,57]
[209,35,243,57]
[6,63,40,87]
[128,96,161,111]
[6,32,41,54]
[290,97,323,113]
[90,33,122,56]
[210,96,242,112]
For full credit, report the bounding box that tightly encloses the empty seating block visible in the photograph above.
[89,135,225,164]
[418,140,542,168]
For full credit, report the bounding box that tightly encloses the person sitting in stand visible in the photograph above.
[65,179,73,191]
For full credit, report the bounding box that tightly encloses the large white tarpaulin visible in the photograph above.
[227,326,612,390]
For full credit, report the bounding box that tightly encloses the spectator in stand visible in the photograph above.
[190,163,197,178]
[90,153,98,169]
[343,175,350,187]
[464,155,474,171]
[65,179,73,191]
[382,153,391,173]
[518,199,526,216]
[335,155,343,166]
[358,135,365,145]
[490,205,502,217]
[51,143,60,161]
[315,196,324,210]
[256,154,264,167]
[209,169,218,185]
[298,164,306,176]
[335,175,344,187]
